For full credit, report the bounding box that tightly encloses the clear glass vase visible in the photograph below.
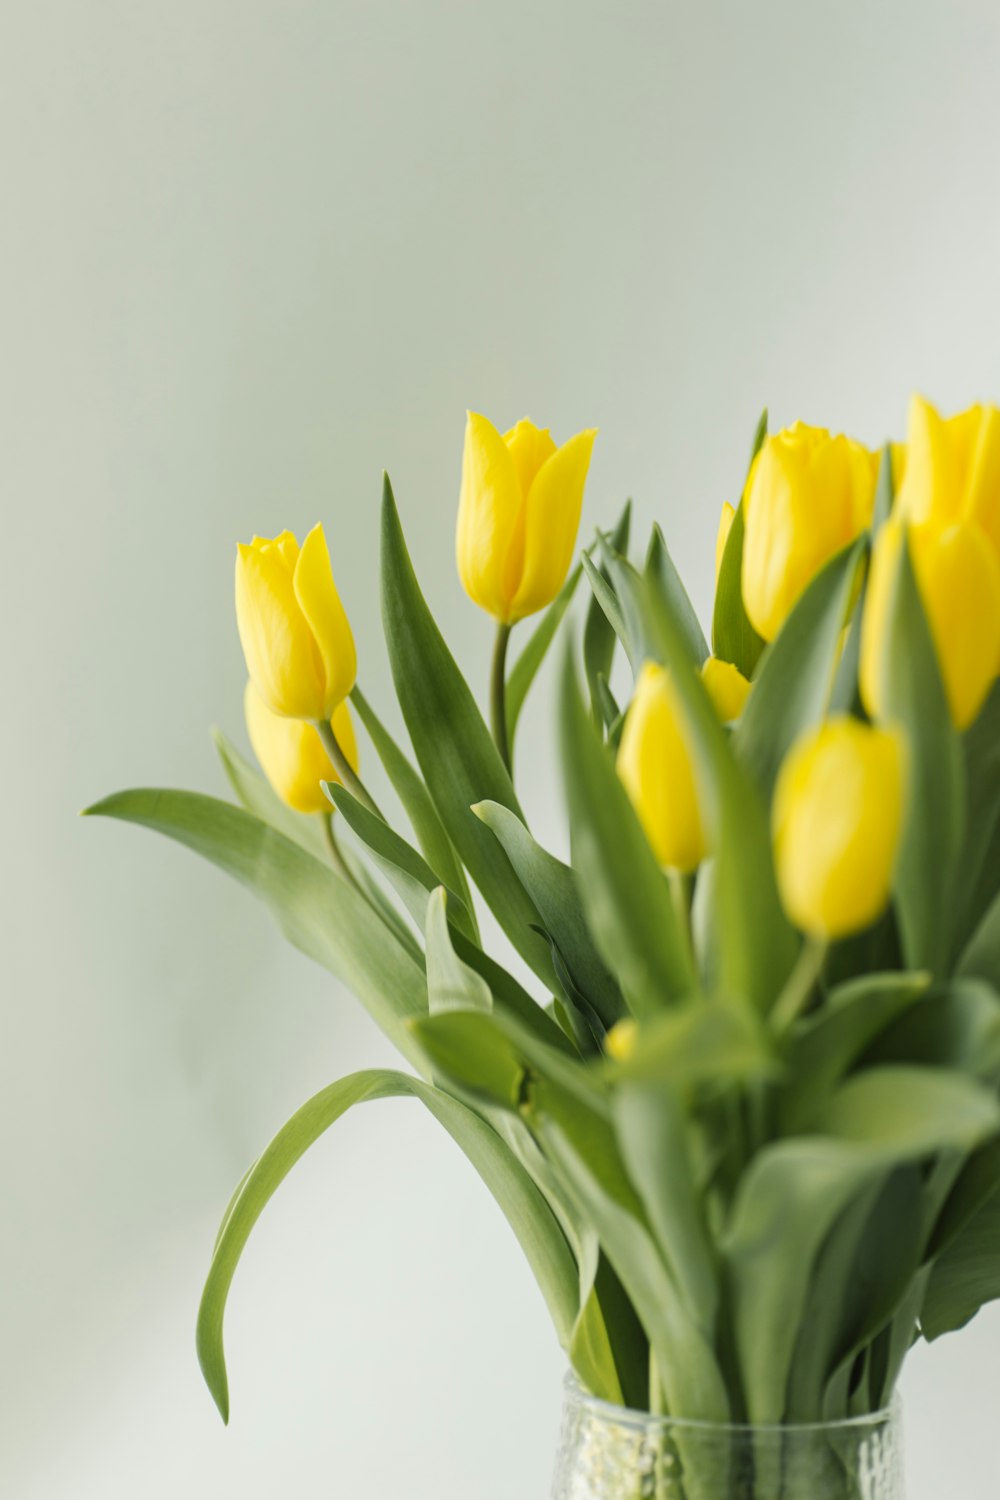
[550,1378,904,1500]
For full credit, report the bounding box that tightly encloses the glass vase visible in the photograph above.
[550,1377,903,1500]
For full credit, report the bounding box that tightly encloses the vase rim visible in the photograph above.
[563,1373,900,1436]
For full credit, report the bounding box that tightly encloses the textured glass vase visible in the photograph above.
[551,1378,904,1500]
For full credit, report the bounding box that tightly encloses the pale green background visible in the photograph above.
[4,1,1000,1494]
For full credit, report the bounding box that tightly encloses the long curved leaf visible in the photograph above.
[197,1069,579,1419]
[380,476,555,984]
[507,561,583,749]
[84,789,428,1067]
[583,500,632,719]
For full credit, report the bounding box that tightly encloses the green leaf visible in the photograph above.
[724,1067,1000,1422]
[533,1081,731,1425]
[958,887,1000,990]
[582,552,631,667]
[558,651,697,1016]
[871,444,895,534]
[606,1000,776,1087]
[779,972,931,1133]
[85,790,428,1068]
[734,538,868,800]
[325,782,476,942]
[379,476,554,984]
[350,686,477,934]
[583,500,632,720]
[473,801,624,1029]
[861,979,1000,1082]
[569,1251,648,1407]
[411,1006,606,1114]
[923,1186,1000,1341]
[952,683,1000,954]
[645,524,709,666]
[711,502,765,678]
[869,534,966,974]
[424,888,492,1014]
[197,1069,580,1420]
[615,557,798,1011]
[507,562,583,749]
[926,1139,1000,1261]
[613,1083,718,1333]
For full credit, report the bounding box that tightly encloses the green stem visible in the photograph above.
[322,814,354,884]
[490,622,513,773]
[314,719,383,820]
[770,936,828,1036]
[668,869,694,970]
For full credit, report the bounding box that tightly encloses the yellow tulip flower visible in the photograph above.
[702,655,752,721]
[861,516,1000,731]
[773,717,905,941]
[244,680,359,815]
[456,413,597,623]
[894,395,1000,547]
[235,525,356,721]
[742,422,878,642]
[617,657,750,871]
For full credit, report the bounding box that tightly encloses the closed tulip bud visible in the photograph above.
[617,658,745,871]
[244,680,359,815]
[605,1019,638,1062]
[456,413,597,623]
[742,422,878,641]
[701,655,752,721]
[235,525,356,721]
[773,717,905,940]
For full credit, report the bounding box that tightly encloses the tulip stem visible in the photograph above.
[322,814,354,884]
[490,623,513,773]
[314,720,384,821]
[770,936,828,1036]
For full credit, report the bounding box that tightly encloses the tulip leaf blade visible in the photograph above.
[424,887,493,1014]
[473,800,625,1030]
[558,651,698,1017]
[614,556,797,1011]
[85,788,430,1063]
[349,685,477,934]
[197,1068,580,1421]
[735,537,868,799]
[583,499,633,718]
[724,1068,1000,1422]
[922,1186,1000,1341]
[212,727,329,860]
[379,476,556,986]
[506,561,583,750]
[645,524,709,667]
[711,409,768,677]
[869,533,966,975]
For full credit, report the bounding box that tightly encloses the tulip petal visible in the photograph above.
[456,412,524,621]
[504,419,557,499]
[293,524,357,716]
[909,520,1000,730]
[510,428,596,622]
[715,503,735,584]
[897,394,964,527]
[964,404,1000,561]
[245,679,336,814]
[236,540,327,719]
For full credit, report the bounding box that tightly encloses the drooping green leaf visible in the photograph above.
[926,1139,1000,1261]
[350,685,477,933]
[958,887,1000,991]
[424,888,492,1014]
[558,652,697,1016]
[869,534,966,974]
[861,979,1000,1082]
[507,561,583,748]
[583,500,632,720]
[734,538,868,799]
[614,557,797,1011]
[645,524,709,666]
[815,1066,1000,1149]
[473,800,624,1029]
[85,790,428,1068]
[379,476,554,984]
[197,1069,580,1420]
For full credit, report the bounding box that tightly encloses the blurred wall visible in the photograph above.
[3,1,1000,1495]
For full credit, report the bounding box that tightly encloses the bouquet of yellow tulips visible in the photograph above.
[90,398,1000,1446]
